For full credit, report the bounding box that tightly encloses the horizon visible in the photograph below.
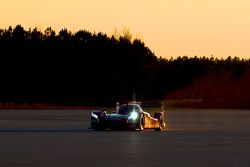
[1,0,250,59]
[0,24,248,60]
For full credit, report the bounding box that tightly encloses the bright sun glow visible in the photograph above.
[1,0,250,59]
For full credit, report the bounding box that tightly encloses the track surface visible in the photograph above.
[0,109,250,167]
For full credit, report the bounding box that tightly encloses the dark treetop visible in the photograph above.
[0,25,249,106]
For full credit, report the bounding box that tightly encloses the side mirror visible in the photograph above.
[161,102,166,112]
[101,108,107,116]
[116,102,120,112]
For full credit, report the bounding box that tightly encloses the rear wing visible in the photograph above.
[116,101,166,112]
[116,101,142,110]
[128,101,142,105]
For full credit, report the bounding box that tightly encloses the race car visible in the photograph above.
[90,102,166,131]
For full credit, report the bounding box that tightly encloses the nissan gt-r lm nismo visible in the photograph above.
[90,102,166,131]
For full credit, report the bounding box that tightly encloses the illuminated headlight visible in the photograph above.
[129,111,139,120]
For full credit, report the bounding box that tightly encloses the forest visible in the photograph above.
[0,25,250,107]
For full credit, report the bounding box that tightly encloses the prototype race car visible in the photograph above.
[90,102,166,131]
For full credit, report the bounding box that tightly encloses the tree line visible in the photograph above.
[0,25,249,106]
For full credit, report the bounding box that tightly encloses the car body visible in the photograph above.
[90,102,166,131]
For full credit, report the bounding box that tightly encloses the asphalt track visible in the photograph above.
[0,109,250,167]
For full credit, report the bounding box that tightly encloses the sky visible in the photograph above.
[1,0,250,59]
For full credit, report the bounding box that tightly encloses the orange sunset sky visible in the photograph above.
[1,0,250,59]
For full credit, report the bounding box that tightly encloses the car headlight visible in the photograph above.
[129,111,139,120]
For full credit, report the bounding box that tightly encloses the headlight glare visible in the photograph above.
[129,111,138,120]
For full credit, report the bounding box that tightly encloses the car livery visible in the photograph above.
[90,102,166,131]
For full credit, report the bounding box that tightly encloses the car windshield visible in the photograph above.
[117,105,140,115]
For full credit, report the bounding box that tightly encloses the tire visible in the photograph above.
[138,114,145,131]
[155,115,165,131]
[91,111,106,131]
[154,127,162,131]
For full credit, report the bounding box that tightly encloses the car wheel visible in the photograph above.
[155,115,165,131]
[139,114,145,131]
